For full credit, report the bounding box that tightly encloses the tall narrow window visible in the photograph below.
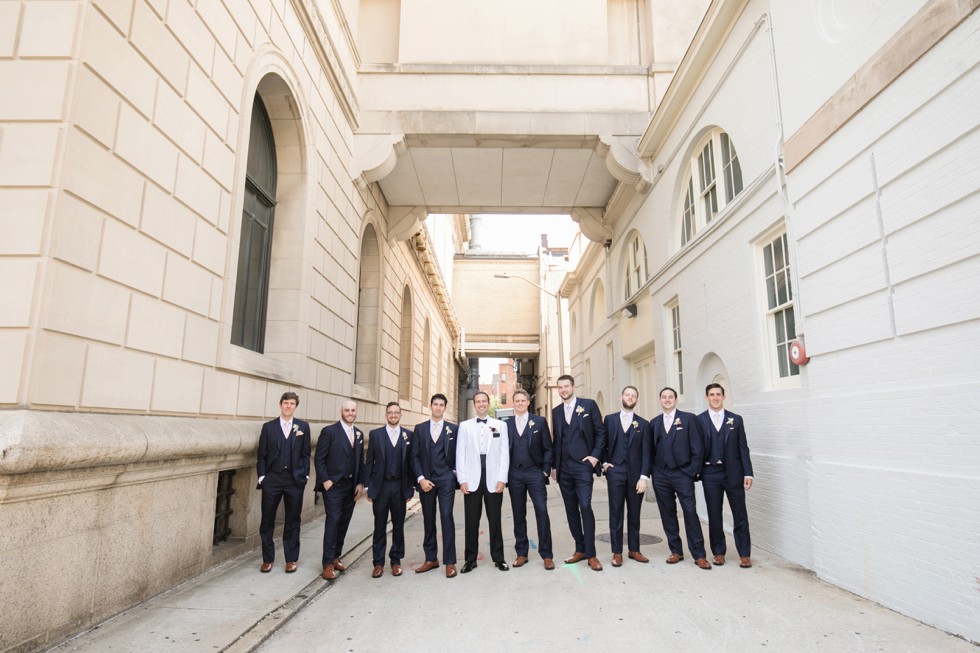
[669,300,684,395]
[398,287,414,402]
[231,95,277,352]
[354,224,382,394]
[624,232,649,300]
[763,232,799,379]
[421,319,431,403]
[678,129,743,247]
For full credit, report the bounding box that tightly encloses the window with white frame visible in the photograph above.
[668,300,684,395]
[762,232,799,379]
[680,129,744,247]
[624,233,649,300]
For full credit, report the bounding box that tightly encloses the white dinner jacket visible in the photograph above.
[455,416,510,491]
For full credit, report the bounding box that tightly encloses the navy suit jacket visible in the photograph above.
[364,426,416,501]
[649,410,703,479]
[256,418,311,487]
[314,421,365,491]
[551,398,605,476]
[696,409,754,486]
[601,413,651,484]
[410,420,459,485]
[505,414,553,479]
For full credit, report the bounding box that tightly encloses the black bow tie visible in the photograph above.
[477,418,487,424]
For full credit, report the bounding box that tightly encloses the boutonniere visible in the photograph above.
[489,426,499,434]
[528,419,535,428]
[355,429,362,439]
[575,406,584,415]
[446,427,453,436]
[673,418,682,426]
[293,424,304,437]
[632,420,639,429]
[401,431,410,445]
[726,417,734,427]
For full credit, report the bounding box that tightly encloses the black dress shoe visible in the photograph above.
[494,561,509,571]
[460,560,477,573]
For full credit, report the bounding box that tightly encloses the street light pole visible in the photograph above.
[494,273,566,376]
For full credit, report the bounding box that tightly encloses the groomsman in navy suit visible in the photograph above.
[412,393,460,578]
[650,387,710,569]
[506,389,554,570]
[256,392,311,573]
[551,375,606,571]
[314,400,364,580]
[364,402,415,578]
[697,383,754,568]
[600,385,651,567]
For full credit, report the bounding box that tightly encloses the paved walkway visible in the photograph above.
[49,482,973,653]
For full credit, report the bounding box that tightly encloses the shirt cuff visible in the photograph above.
[745,476,753,479]
[417,475,425,482]
[258,475,265,483]
[640,475,650,482]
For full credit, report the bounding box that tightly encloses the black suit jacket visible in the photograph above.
[601,413,651,484]
[505,414,553,479]
[410,420,459,486]
[364,426,416,501]
[256,418,311,487]
[649,410,703,479]
[314,421,365,491]
[552,397,605,476]
[697,410,754,486]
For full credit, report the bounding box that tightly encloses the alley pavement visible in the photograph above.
[49,481,974,653]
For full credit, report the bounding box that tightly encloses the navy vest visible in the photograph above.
[274,426,293,472]
[383,432,403,480]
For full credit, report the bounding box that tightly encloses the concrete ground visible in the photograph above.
[49,481,974,653]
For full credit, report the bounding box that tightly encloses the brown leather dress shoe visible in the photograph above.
[391,564,403,576]
[740,557,752,568]
[445,564,457,578]
[260,562,273,573]
[332,558,346,572]
[285,562,298,573]
[415,560,439,573]
[713,555,725,566]
[513,556,528,567]
[322,565,336,580]
[695,558,712,570]
[666,553,684,564]
[628,551,649,563]
[564,552,585,564]
[587,557,603,571]
[611,553,623,567]
[371,565,384,578]
[543,558,555,570]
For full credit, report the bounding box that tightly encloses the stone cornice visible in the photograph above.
[290,0,360,128]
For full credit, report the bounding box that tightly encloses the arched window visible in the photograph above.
[354,223,382,393]
[421,319,431,402]
[231,95,277,352]
[624,232,649,301]
[590,280,606,333]
[680,129,743,247]
[398,286,414,402]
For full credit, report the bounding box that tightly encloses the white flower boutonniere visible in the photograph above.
[401,432,410,445]
[293,424,304,437]
[528,419,536,428]
[446,428,453,436]
[575,406,585,415]
[673,418,682,426]
[726,417,735,427]
[355,429,362,439]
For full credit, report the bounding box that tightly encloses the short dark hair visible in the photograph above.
[513,389,530,400]
[473,391,490,402]
[622,385,638,395]
[280,392,300,406]
[557,374,575,385]
[430,393,448,405]
[386,401,401,410]
[659,387,677,399]
[705,383,726,396]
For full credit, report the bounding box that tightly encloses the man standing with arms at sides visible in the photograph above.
[314,400,364,580]
[412,393,460,578]
[551,375,606,572]
[601,385,651,567]
[697,383,754,568]
[506,389,555,570]
[256,392,310,574]
[650,387,710,569]
[363,402,415,578]
[456,391,510,572]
